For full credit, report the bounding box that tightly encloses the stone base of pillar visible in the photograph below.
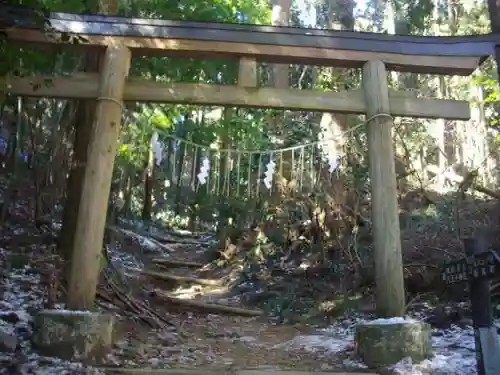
[355,318,432,369]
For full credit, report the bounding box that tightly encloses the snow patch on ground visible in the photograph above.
[0,228,214,373]
[288,315,495,374]
[0,264,104,374]
[117,228,167,253]
[360,316,419,325]
[107,244,144,271]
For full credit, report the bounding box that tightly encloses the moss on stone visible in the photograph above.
[32,309,114,363]
[355,321,432,368]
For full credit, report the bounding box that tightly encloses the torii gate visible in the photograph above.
[1,4,499,317]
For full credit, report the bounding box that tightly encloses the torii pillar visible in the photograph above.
[363,60,405,317]
[66,44,131,310]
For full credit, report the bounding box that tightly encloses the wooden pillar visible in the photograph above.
[58,0,119,265]
[362,60,405,317]
[66,44,131,310]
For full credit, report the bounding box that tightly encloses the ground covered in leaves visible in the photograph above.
[1,190,500,374]
[0,212,367,374]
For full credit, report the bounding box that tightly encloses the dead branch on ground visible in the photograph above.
[133,268,222,287]
[152,257,204,268]
[152,289,262,317]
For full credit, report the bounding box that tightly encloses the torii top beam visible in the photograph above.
[1,4,499,75]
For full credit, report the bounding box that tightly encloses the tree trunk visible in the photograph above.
[315,0,356,213]
[487,0,500,80]
[271,0,291,88]
[0,98,22,224]
[318,0,355,166]
[269,0,292,190]
[174,115,193,214]
[174,140,187,215]
[188,112,204,231]
[123,170,133,218]
[141,146,154,222]
[218,107,232,196]
[431,2,448,191]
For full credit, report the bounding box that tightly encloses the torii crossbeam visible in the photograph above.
[1,3,499,74]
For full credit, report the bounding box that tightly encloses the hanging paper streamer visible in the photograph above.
[0,136,7,155]
[263,159,276,189]
[197,157,211,185]
[150,132,163,166]
[20,151,28,163]
[327,149,339,174]
[161,122,359,197]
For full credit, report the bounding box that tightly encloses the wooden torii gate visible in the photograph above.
[1,5,497,317]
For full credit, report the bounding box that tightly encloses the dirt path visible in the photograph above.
[110,314,358,372]
[105,228,365,372]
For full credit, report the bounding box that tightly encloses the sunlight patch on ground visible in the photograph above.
[170,284,232,301]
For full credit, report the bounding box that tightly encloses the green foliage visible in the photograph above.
[1,0,499,243]
[398,0,434,33]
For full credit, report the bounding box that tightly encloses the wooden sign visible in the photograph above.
[441,250,500,285]
[441,239,500,375]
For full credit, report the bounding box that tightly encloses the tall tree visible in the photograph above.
[271,0,292,88]
[317,0,355,169]
[487,0,500,79]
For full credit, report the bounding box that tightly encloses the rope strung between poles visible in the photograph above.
[96,97,124,108]
[151,113,393,198]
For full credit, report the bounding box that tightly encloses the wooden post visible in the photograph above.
[66,44,131,310]
[362,60,405,317]
[238,57,258,88]
[463,237,500,375]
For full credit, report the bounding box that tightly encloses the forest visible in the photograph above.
[0,0,500,374]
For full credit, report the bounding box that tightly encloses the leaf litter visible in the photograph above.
[0,217,498,375]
